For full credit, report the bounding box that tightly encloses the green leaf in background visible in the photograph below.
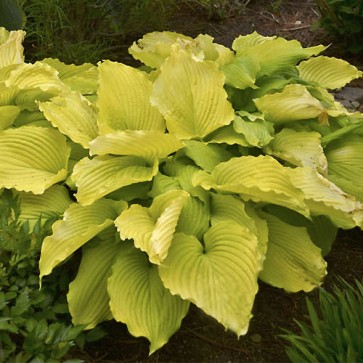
[150,48,234,139]
[233,111,274,147]
[259,212,327,292]
[115,189,189,264]
[39,198,126,279]
[210,193,268,253]
[68,236,120,329]
[0,126,69,193]
[17,185,72,223]
[220,55,260,89]
[194,155,309,217]
[0,27,24,68]
[159,221,263,337]
[97,60,165,134]
[182,140,232,172]
[254,84,327,124]
[73,156,158,206]
[39,91,98,148]
[108,242,190,355]
[298,56,362,89]
[0,104,20,129]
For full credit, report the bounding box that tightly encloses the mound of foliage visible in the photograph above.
[0,27,362,354]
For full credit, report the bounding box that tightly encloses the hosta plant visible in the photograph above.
[0,26,363,354]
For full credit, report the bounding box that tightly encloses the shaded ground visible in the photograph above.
[73,1,363,362]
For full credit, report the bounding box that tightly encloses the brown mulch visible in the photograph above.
[72,1,363,362]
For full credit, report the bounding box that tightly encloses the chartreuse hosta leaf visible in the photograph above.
[97,60,165,134]
[0,105,20,129]
[39,198,127,280]
[115,189,189,264]
[129,31,194,69]
[0,126,69,193]
[108,242,190,354]
[43,58,98,95]
[73,156,158,206]
[258,212,327,292]
[89,130,183,162]
[298,56,362,90]
[17,185,72,222]
[150,48,234,139]
[5,61,65,94]
[39,91,98,148]
[159,221,263,336]
[194,155,310,217]
[210,193,268,255]
[68,235,120,329]
[254,84,327,125]
[288,166,363,229]
[232,33,325,76]
[325,135,363,202]
[0,28,24,68]
[264,128,328,173]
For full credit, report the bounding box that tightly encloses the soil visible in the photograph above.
[72,1,363,362]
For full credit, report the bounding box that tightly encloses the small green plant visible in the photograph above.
[314,0,363,54]
[281,278,363,363]
[0,190,104,362]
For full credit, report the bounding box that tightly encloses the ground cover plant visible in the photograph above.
[0,25,363,356]
[0,190,106,362]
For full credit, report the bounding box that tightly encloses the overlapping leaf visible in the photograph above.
[0,126,69,193]
[150,48,234,139]
[39,198,126,279]
[108,242,190,354]
[254,84,326,124]
[288,166,363,229]
[298,56,362,90]
[264,128,328,173]
[159,222,263,336]
[89,130,183,162]
[17,185,72,222]
[0,28,24,68]
[97,60,165,134]
[39,91,98,148]
[259,212,327,292]
[115,189,189,264]
[194,155,309,217]
[68,236,120,329]
[73,156,159,206]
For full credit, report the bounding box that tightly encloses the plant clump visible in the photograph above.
[0,26,362,355]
